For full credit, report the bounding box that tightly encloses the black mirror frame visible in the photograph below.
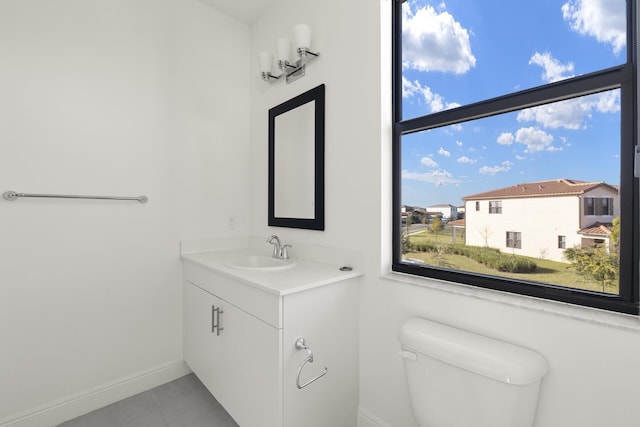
[268,84,325,230]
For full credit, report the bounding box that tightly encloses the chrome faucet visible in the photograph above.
[266,235,292,260]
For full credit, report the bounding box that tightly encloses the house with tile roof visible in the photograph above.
[462,179,619,262]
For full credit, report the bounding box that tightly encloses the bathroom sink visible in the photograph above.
[225,255,296,271]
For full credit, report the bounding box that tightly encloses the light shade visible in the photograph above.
[293,24,312,51]
[258,51,273,73]
[276,38,291,63]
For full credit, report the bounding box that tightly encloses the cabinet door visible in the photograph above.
[183,282,222,398]
[217,301,282,427]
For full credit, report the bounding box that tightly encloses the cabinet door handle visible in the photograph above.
[215,306,224,336]
[212,305,224,336]
[211,305,217,334]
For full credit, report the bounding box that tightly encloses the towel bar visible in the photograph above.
[3,191,148,203]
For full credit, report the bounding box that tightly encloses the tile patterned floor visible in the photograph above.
[58,374,239,427]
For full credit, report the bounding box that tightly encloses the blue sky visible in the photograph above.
[400,0,625,208]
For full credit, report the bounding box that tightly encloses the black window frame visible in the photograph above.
[391,0,639,314]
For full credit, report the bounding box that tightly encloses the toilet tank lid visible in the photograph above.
[399,317,548,385]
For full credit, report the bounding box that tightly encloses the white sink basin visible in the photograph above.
[226,255,296,271]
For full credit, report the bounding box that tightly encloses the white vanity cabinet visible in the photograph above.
[182,253,360,427]
[183,281,281,427]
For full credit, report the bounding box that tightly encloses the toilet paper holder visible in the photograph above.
[295,337,328,389]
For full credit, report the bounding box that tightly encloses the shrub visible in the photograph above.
[564,245,618,290]
[409,241,537,273]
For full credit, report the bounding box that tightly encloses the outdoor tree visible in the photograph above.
[564,245,619,292]
[479,226,492,247]
[405,213,413,234]
[611,216,620,249]
[431,216,443,234]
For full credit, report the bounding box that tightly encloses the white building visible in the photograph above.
[426,203,458,220]
[463,179,619,262]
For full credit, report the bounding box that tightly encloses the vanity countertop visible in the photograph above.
[182,249,362,296]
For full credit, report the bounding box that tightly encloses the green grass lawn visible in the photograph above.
[405,230,618,294]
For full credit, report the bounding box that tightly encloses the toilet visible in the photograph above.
[399,317,548,427]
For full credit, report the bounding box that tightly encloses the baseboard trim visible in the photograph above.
[358,406,394,427]
[0,360,191,427]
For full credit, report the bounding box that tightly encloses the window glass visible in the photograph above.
[399,94,621,294]
[401,0,627,121]
[558,235,567,249]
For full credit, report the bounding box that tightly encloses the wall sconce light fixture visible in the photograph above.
[259,24,319,84]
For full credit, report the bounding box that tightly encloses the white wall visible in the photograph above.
[250,1,640,427]
[0,0,250,424]
[465,196,581,261]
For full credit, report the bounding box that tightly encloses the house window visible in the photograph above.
[506,232,522,249]
[392,0,638,314]
[558,235,566,249]
[584,197,614,216]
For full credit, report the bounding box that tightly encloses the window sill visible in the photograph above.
[383,271,640,332]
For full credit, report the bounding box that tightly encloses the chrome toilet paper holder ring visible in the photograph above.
[295,337,328,389]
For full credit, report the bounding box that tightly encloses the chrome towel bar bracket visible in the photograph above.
[295,337,328,389]
[3,191,148,203]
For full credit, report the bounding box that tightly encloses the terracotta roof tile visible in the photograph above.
[578,222,613,236]
[463,179,618,201]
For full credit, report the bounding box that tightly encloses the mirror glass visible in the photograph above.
[269,84,324,230]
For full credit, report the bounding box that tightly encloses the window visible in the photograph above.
[558,235,566,249]
[584,197,614,215]
[392,0,638,314]
[506,232,522,249]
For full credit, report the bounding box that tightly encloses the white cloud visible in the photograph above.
[529,52,574,83]
[562,0,626,55]
[547,146,564,152]
[438,147,451,157]
[517,90,620,129]
[420,156,439,168]
[479,161,513,175]
[402,2,476,74]
[402,76,460,112]
[457,156,477,164]
[515,155,526,160]
[515,127,554,153]
[402,169,461,185]
[497,132,514,145]
[455,140,463,146]
[521,52,620,129]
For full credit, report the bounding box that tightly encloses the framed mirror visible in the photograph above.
[268,84,325,230]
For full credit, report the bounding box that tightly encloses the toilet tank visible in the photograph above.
[399,317,548,427]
